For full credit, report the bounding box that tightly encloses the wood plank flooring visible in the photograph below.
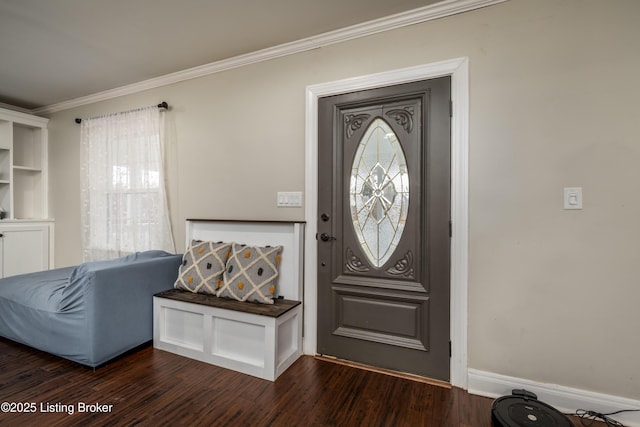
[0,337,600,426]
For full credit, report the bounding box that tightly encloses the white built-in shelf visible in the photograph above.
[0,107,49,221]
[0,107,53,275]
[13,166,42,172]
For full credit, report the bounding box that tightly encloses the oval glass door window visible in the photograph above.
[350,118,409,268]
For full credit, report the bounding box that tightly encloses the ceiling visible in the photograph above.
[0,0,444,111]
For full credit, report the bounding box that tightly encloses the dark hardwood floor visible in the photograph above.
[0,337,600,426]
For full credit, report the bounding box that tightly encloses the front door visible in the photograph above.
[317,78,451,380]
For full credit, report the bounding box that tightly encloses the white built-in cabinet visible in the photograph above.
[0,222,52,277]
[0,107,53,277]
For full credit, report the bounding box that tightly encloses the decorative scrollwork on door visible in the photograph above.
[344,114,371,139]
[385,107,414,133]
[386,251,415,278]
[345,247,370,273]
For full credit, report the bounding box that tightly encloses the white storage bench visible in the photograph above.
[153,219,305,381]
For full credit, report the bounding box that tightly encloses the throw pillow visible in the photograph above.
[218,243,283,304]
[174,240,231,294]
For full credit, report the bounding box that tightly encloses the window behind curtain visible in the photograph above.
[80,106,175,261]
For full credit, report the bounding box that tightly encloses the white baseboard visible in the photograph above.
[468,369,640,426]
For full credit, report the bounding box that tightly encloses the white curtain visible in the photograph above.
[80,106,175,261]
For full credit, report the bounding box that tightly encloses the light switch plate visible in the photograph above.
[277,192,303,207]
[563,187,582,210]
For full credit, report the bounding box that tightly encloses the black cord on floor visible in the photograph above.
[569,408,640,427]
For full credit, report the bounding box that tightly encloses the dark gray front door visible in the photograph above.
[317,77,451,380]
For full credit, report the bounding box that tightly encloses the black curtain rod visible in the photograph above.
[74,102,169,124]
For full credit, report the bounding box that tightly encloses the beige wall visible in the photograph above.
[47,0,640,400]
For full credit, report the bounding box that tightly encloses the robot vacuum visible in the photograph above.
[491,389,572,427]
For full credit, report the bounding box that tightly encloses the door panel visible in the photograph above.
[333,286,429,351]
[317,78,451,380]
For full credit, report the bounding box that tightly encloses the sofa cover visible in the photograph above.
[0,250,182,367]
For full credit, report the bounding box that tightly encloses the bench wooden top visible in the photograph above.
[154,289,301,318]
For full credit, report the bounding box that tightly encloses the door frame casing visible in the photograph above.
[304,57,469,388]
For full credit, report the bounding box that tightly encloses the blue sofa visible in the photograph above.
[0,250,182,367]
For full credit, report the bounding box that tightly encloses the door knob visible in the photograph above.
[320,233,336,242]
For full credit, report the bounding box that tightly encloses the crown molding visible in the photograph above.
[0,105,49,126]
[0,102,33,115]
[32,0,507,116]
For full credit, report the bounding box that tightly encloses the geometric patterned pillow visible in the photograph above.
[174,240,232,295]
[218,243,283,304]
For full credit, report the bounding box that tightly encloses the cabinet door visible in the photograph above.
[1,226,49,277]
